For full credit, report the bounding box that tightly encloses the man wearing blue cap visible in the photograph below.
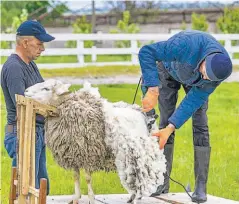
[1,20,55,195]
[139,30,232,203]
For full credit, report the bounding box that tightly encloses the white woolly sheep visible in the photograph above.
[24,79,166,204]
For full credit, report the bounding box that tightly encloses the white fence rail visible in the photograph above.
[1,33,239,69]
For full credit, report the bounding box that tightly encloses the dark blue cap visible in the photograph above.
[205,53,232,81]
[16,20,55,42]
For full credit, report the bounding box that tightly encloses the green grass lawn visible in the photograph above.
[1,55,131,64]
[1,83,239,203]
[40,65,140,78]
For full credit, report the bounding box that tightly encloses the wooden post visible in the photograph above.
[91,46,97,62]
[131,40,138,65]
[29,110,36,204]
[22,99,33,195]
[38,179,47,204]
[9,167,17,204]
[77,40,84,67]
[13,95,58,204]
[17,99,27,203]
[225,39,232,59]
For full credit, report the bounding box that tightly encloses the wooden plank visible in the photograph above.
[34,107,58,118]
[38,179,47,204]
[16,95,57,116]
[29,186,40,197]
[9,167,17,204]
[29,110,36,204]
[22,99,33,195]
[17,104,25,199]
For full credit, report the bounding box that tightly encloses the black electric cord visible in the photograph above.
[132,76,142,104]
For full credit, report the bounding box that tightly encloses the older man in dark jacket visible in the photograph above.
[138,30,232,203]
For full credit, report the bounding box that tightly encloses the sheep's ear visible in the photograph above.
[55,84,71,95]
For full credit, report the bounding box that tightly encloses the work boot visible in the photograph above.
[192,146,211,203]
[151,144,174,196]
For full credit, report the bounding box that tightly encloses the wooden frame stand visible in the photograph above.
[10,95,57,204]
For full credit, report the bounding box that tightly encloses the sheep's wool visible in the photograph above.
[45,92,115,172]
[103,101,166,198]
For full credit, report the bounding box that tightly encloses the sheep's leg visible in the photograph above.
[69,170,81,204]
[85,170,95,204]
[127,194,136,203]
[74,170,81,203]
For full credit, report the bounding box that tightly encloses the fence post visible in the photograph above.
[91,46,97,63]
[77,40,84,67]
[225,39,233,59]
[131,40,138,65]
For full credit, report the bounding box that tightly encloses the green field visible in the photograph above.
[40,65,140,78]
[1,83,239,203]
[1,55,131,64]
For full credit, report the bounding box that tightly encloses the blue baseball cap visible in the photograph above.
[16,20,55,42]
[205,53,232,81]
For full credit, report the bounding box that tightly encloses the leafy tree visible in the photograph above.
[217,7,239,34]
[26,1,49,17]
[106,1,136,13]
[1,9,28,49]
[1,1,27,30]
[66,16,93,48]
[40,2,69,24]
[110,11,140,48]
[191,12,208,31]
[8,9,29,33]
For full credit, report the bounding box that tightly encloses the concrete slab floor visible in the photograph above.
[47,193,239,204]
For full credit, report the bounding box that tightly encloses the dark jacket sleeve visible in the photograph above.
[4,62,25,106]
[168,83,218,129]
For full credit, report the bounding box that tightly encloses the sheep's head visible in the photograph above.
[24,79,71,105]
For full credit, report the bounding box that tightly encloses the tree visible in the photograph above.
[217,7,239,34]
[1,9,28,49]
[26,1,50,17]
[191,12,208,31]
[106,1,136,13]
[66,16,93,48]
[1,1,28,30]
[110,11,140,48]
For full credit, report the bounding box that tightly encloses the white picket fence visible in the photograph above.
[1,33,239,69]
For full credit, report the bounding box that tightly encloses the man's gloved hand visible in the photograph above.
[152,124,175,150]
[142,87,159,112]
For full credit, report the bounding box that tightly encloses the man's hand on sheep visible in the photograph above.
[152,124,175,149]
[142,87,159,112]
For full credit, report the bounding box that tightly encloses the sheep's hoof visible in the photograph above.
[68,200,79,204]
[127,194,136,203]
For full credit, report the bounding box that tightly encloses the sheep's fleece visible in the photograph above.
[25,80,166,198]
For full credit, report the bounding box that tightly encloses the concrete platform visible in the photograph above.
[47,193,239,204]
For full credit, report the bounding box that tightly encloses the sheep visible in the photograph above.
[24,79,166,204]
